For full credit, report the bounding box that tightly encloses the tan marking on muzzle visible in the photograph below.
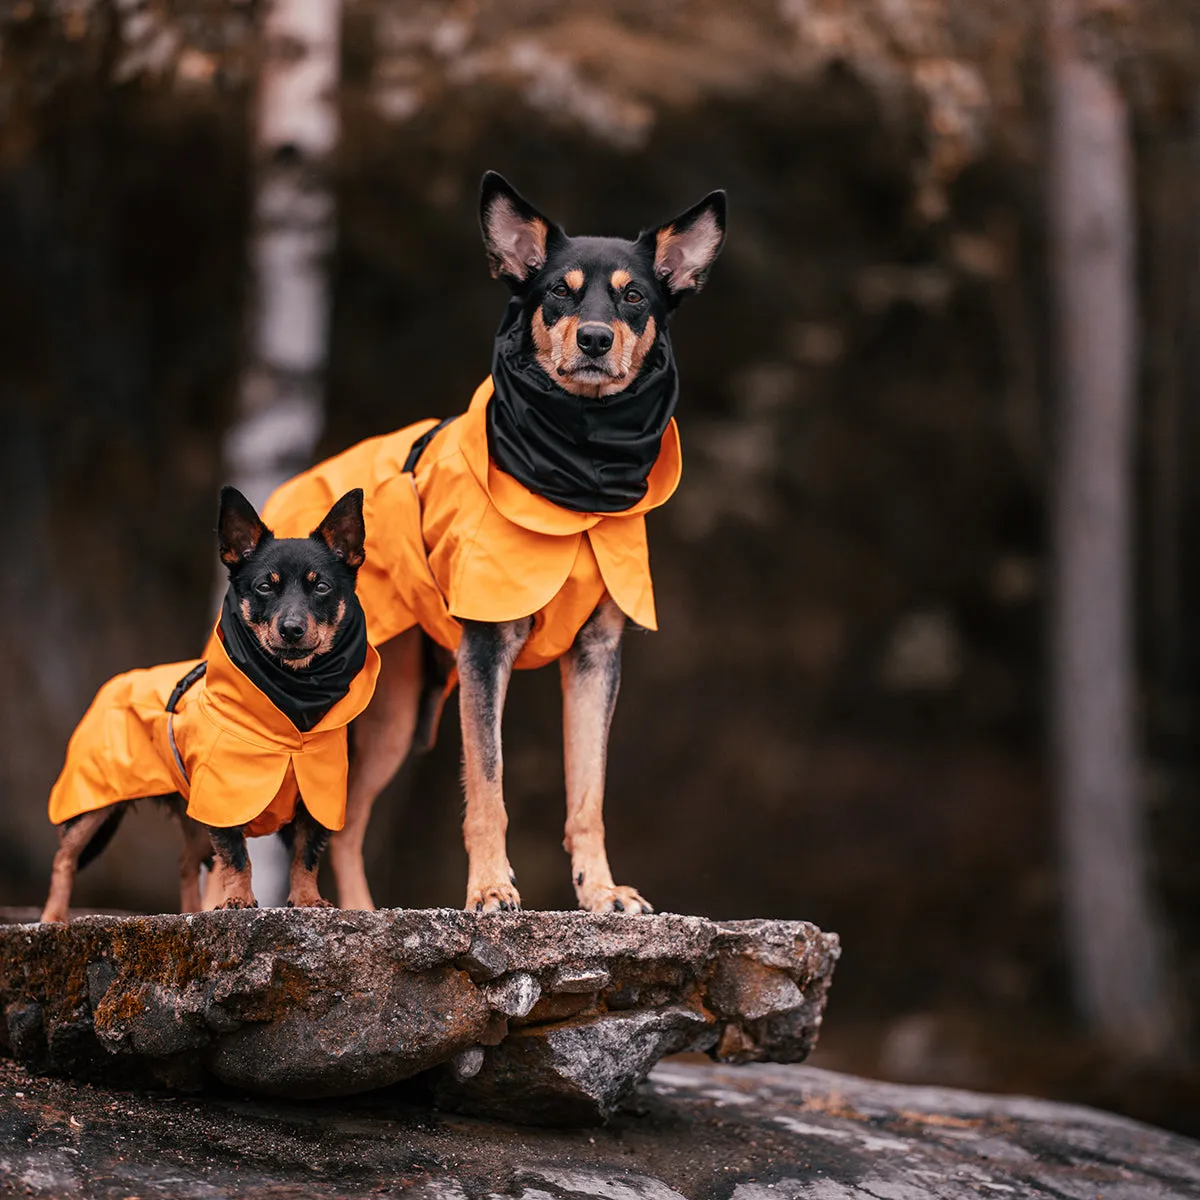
[311,598,347,658]
[531,307,658,399]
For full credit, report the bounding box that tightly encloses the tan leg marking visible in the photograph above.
[330,627,423,910]
[287,801,333,908]
[561,600,652,915]
[177,812,213,914]
[41,809,112,924]
[208,826,255,910]
[459,618,532,912]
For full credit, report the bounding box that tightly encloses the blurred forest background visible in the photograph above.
[2,0,1199,1134]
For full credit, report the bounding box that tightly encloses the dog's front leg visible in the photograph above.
[561,600,653,915]
[208,825,256,909]
[287,800,334,908]
[458,617,531,912]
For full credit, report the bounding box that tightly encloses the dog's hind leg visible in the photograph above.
[286,800,334,908]
[458,617,532,912]
[208,825,256,909]
[560,600,652,915]
[330,627,423,911]
[41,809,114,923]
[177,810,213,913]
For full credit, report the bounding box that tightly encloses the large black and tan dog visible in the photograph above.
[263,173,725,915]
[41,488,379,921]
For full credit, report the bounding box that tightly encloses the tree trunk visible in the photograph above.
[221,0,343,905]
[1046,4,1175,1057]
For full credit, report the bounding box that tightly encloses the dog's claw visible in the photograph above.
[466,880,522,914]
[577,884,652,916]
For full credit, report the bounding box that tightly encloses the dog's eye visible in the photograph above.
[254,580,273,595]
[624,287,644,304]
[550,282,572,299]
[313,581,332,596]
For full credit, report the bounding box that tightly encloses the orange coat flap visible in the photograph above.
[181,724,349,832]
[291,740,350,831]
[588,517,658,631]
[182,728,296,829]
[444,506,584,624]
[48,661,198,825]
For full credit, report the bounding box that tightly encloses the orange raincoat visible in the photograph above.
[261,378,682,669]
[48,623,381,835]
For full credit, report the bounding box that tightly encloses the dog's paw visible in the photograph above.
[286,895,334,909]
[215,896,258,911]
[578,883,654,915]
[465,882,522,913]
[39,909,68,925]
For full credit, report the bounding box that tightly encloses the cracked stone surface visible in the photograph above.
[1,1056,1197,1199]
[0,907,838,1125]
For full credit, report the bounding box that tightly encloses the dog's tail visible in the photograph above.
[74,807,127,871]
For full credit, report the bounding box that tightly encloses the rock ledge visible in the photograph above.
[0,907,838,1125]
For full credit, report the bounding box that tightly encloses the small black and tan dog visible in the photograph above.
[262,173,726,915]
[41,487,379,922]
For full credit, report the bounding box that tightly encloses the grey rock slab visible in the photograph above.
[0,906,838,1123]
[438,1006,717,1125]
[1,1056,1197,1199]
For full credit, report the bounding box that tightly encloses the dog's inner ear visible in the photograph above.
[642,191,727,298]
[313,488,366,569]
[481,173,556,286]
[218,487,270,568]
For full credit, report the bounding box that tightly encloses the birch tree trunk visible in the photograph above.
[221,0,342,905]
[1046,2,1175,1057]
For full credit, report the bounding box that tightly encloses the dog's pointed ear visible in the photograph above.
[480,171,562,288]
[638,190,727,303]
[313,488,366,571]
[218,487,270,569]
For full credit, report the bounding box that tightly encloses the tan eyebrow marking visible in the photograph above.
[307,570,318,583]
[610,268,631,289]
[564,268,585,291]
[269,572,280,584]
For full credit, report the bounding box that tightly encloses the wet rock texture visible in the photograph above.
[0,908,837,1125]
[1,1056,1197,1200]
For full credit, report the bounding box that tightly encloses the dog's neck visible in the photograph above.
[218,587,368,733]
[486,299,680,515]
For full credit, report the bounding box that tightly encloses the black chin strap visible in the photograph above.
[486,297,679,513]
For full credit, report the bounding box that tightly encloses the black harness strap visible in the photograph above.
[166,661,208,713]
[166,661,207,787]
[402,416,458,473]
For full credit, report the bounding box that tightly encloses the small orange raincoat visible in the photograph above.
[48,623,381,835]
[261,378,682,669]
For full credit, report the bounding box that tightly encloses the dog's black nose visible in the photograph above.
[576,323,614,358]
[279,617,306,644]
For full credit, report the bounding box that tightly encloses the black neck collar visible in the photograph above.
[486,298,679,514]
[218,586,368,733]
